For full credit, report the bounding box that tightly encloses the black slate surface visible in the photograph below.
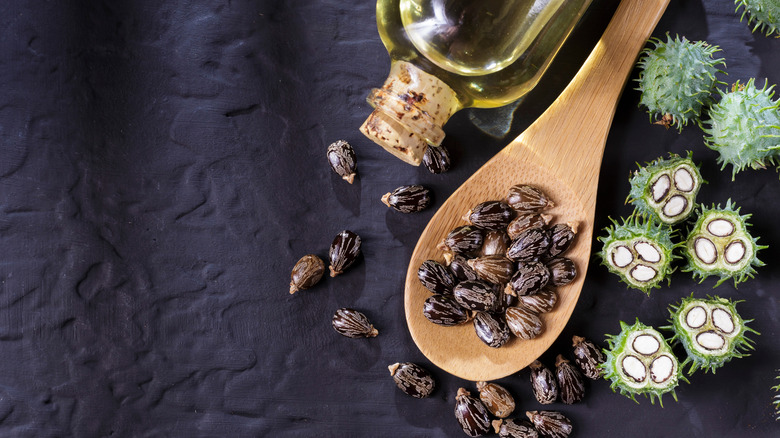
[1,0,779,436]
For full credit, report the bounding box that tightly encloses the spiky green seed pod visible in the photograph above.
[736,0,780,37]
[598,214,678,295]
[666,295,758,374]
[627,152,705,225]
[636,34,725,132]
[701,79,780,179]
[682,200,766,287]
[600,319,686,406]
[773,370,780,420]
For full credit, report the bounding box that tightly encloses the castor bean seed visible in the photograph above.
[468,255,515,285]
[388,362,435,398]
[454,388,492,437]
[448,254,479,282]
[381,184,431,213]
[555,354,585,404]
[507,213,552,240]
[516,288,558,315]
[506,185,554,212]
[505,306,543,339]
[454,280,501,312]
[505,261,550,296]
[506,228,551,262]
[332,308,377,338]
[329,230,361,277]
[422,143,451,174]
[473,312,511,348]
[572,335,606,380]
[423,295,470,326]
[529,360,558,404]
[492,419,539,438]
[289,254,325,294]
[326,140,357,184]
[464,201,516,231]
[476,381,515,418]
[547,222,577,258]
[526,411,572,438]
[481,230,512,256]
[417,260,456,295]
[546,257,577,286]
[439,225,484,262]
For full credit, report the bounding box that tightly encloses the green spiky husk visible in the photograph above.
[666,295,757,374]
[701,79,780,179]
[600,319,686,406]
[773,370,780,420]
[682,200,766,287]
[627,152,705,225]
[598,214,679,295]
[736,0,780,37]
[636,34,725,131]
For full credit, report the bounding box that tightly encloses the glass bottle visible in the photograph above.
[360,0,593,165]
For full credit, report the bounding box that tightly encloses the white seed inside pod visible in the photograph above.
[634,241,661,263]
[621,355,647,382]
[693,237,717,264]
[724,240,747,264]
[696,331,726,351]
[707,219,735,237]
[662,195,687,218]
[673,167,695,192]
[651,174,671,202]
[633,334,661,356]
[649,355,674,383]
[711,308,735,334]
[630,265,657,282]
[684,306,707,329]
[611,245,633,268]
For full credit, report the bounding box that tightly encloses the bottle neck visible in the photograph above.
[360,61,460,165]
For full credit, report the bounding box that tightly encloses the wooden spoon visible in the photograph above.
[404,0,671,381]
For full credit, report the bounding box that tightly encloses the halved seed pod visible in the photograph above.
[454,280,501,312]
[289,254,325,294]
[506,184,554,212]
[454,388,492,437]
[464,201,516,231]
[572,335,606,379]
[423,295,470,326]
[529,360,558,404]
[422,143,451,174]
[506,261,550,296]
[547,222,578,258]
[332,308,378,338]
[517,288,558,315]
[547,257,577,286]
[505,306,543,339]
[492,419,539,438]
[326,139,357,183]
[473,312,511,348]
[476,381,515,418]
[468,255,515,285]
[440,226,484,261]
[526,411,572,438]
[506,228,551,262]
[507,213,552,240]
[329,230,362,277]
[388,362,435,398]
[481,230,512,256]
[417,260,456,295]
[555,355,585,404]
[381,184,431,213]
[449,254,479,281]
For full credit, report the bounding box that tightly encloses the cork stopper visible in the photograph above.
[361,61,459,165]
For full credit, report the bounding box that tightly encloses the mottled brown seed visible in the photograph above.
[454,388,492,437]
[454,280,501,312]
[289,254,325,294]
[572,336,606,380]
[417,260,456,295]
[481,230,511,256]
[464,201,516,231]
[506,261,550,296]
[422,143,451,174]
[388,362,435,398]
[506,228,551,262]
[526,411,572,438]
[381,184,431,213]
[506,185,554,212]
[329,230,362,277]
[505,306,543,339]
[547,222,578,258]
[492,419,539,438]
[529,360,558,404]
[332,308,377,338]
[476,381,515,418]
[473,312,511,348]
[448,254,479,281]
[516,288,558,315]
[423,295,470,326]
[440,226,484,261]
[326,140,357,183]
[555,355,585,404]
[507,213,552,240]
[547,257,577,286]
[468,255,515,285]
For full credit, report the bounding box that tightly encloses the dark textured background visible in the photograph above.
[1,0,778,436]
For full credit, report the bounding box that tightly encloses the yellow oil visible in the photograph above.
[377,0,592,108]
